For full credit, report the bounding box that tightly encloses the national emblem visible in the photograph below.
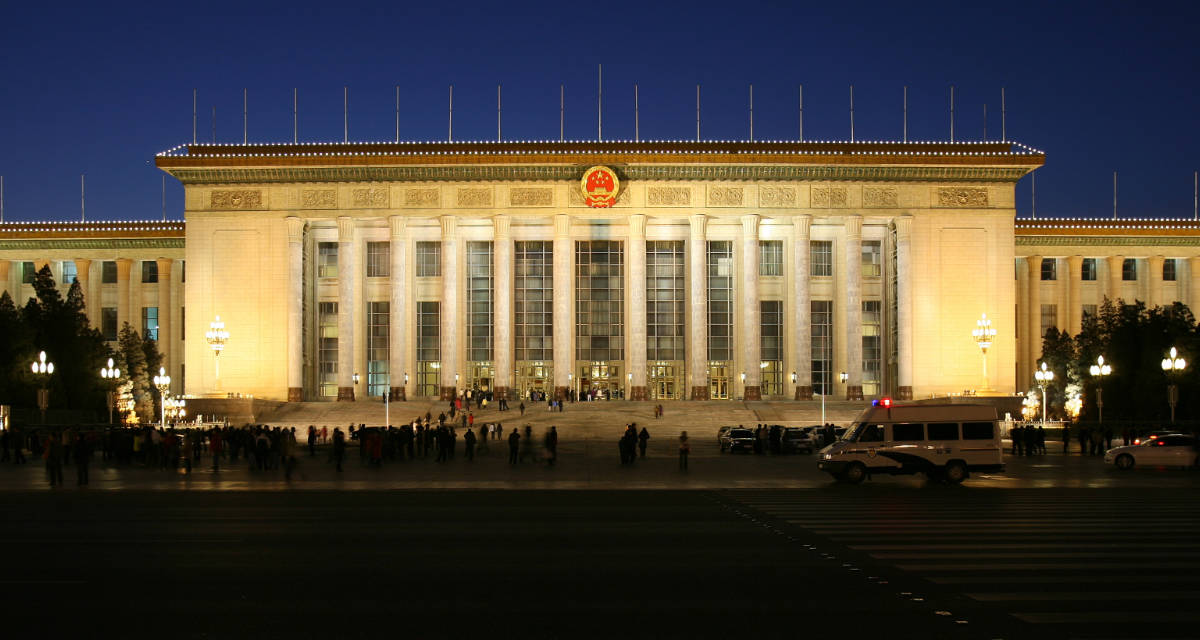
[581,166,619,208]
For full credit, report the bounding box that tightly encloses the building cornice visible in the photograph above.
[0,238,185,251]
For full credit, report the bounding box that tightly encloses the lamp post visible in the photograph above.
[30,350,54,424]
[205,315,229,391]
[1088,355,1111,425]
[1034,361,1054,427]
[153,366,171,430]
[100,357,120,425]
[1161,346,1187,423]
[626,372,632,400]
[839,371,849,401]
[164,396,186,426]
[739,371,746,400]
[972,313,997,391]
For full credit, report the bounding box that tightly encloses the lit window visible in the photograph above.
[861,241,882,278]
[318,243,338,278]
[811,241,833,277]
[758,240,782,276]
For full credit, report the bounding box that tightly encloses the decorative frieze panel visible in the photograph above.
[568,187,629,207]
[647,187,691,206]
[351,187,389,208]
[707,186,743,207]
[457,187,494,208]
[301,189,337,209]
[509,187,553,207]
[811,186,847,208]
[404,188,440,207]
[937,187,989,207]
[210,189,264,210]
[863,187,898,208]
[759,186,797,208]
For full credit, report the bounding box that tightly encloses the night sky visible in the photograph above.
[0,0,1196,222]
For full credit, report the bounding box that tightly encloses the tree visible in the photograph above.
[1039,328,1076,420]
[119,323,154,424]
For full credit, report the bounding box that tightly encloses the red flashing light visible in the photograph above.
[881,397,893,409]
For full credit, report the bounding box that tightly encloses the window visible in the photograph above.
[1164,258,1177,282]
[576,241,624,361]
[811,300,833,395]
[61,261,77,285]
[962,422,995,440]
[318,242,338,278]
[416,241,441,277]
[758,240,782,276]
[811,241,832,277]
[707,241,734,361]
[21,262,35,284]
[101,308,118,341]
[366,301,389,397]
[1081,258,1097,281]
[1122,258,1137,281]
[927,423,960,440]
[515,241,553,362]
[861,241,882,278]
[467,241,493,362]
[366,242,390,278]
[141,261,158,283]
[647,241,685,361]
[102,261,117,284]
[416,301,441,396]
[181,260,186,283]
[318,302,338,398]
[862,300,882,397]
[1041,258,1057,281]
[142,307,159,341]
[761,300,783,396]
[858,424,884,443]
[1082,304,1098,320]
[892,423,923,441]
[1040,304,1058,339]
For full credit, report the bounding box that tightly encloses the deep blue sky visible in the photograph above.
[0,0,1197,222]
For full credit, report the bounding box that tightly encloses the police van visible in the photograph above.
[817,400,1004,484]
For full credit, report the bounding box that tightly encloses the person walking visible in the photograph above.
[545,426,558,466]
[519,401,525,417]
[638,427,650,459]
[307,426,317,457]
[45,433,64,488]
[508,428,520,465]
[464,427,476,462]
[332,428,346,472]
[678,431,690,471]
[1062,424,1070,454]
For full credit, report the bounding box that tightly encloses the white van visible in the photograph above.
[817,401,1004,484]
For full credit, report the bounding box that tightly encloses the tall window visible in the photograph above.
[366,242,390,278]
[811,300,833,395]
[367,301,389,397]
[102,308,117,341]
[1040,304,1058,339]
[318,243,338,278]
[707,241,734,361]
[61,261,77,285]
[862,300,882,397]
[861,241,882,278]
[318,302,339,398]
[102,261,117,284]
[760,300,783,396]
[416,242,441,277]
[647,241,685,361]
[467,241,494,362]
[141,307,159,341]
[758,240,783,276]
[576,241,624,361]
[811,240,833,277]
[1081,258,1097,281]
[141,261,158,283]
[416,301,441,396]
[1164,258,1177,281]
[1122,258,1137,281]
[1041,258,1057,281]
[21,262,35,284]
[515,241,553,362]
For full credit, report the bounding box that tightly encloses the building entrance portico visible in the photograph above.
[709,363,732,400]
[516,362,552,400]
[467,362,493,396]
[580,361,622,399]
[649,361,683,400]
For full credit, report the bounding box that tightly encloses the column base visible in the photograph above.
[794,385,813,400]
[743,386,762,401]
[336,387,355,402]
[492,386,510,401]
[690,386,709,400]
[287,387,303,403]
[554,386,569,401]
[629,386,649,401]
[846,385,864,401]
[897,386,913,401]
[389,387,407,401]
[439,387,457,401]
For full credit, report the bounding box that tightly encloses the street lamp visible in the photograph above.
[972,313,997,391]
[1161,346,1187,423]
[839,371,848,400]
[164,397,186,425]
[1088,355,1112,424]
[1034,362,1054,427]
[153,366,171,430]
[30,350,54,424]
[100,357,120,425]
[205,315,229,390]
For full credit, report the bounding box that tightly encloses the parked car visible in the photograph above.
[781,427,817,454]
[716,425,737,445]
[719,428,756,453]
[1105,434,1199,470]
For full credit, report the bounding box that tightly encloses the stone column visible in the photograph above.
[843,215,863,400]
[286,217,305,402]
[0,260,10,299]
[1148,255,1164,309]
[1106,254,1124,305]
[552,214,572,400]
[156,258,173,380]
[1190,258,1200,312]
[1066,255,1083,337]
[336,217,356,401]
[116,258,133,338]
[73,258,93,327]
[628,214,648,401]
[388,216,408,401]
[440,215,459,400]
[741,215,761,401]
[493,215,513,400]
[793,215,813,399]
[895,216,913,400]
[688,214,709,400]
[1026,255,1042,373]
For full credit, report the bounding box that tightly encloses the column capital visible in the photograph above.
[1027,254,1043,276]
[115,257,133,278]
[73,258,92,280]
[844,214,863,238]
[155,258,173,277]
[689,213,707,236]
[1148,255,1165,268]
[741,213,759,236]
[894,215,913,237]
[337,216,354,241]
[793,214,812,239]
[440,214,457,236]
[628,213,646,237]
[1066,255,1083,269]
[493,214,511,238]
[553,213,570,237]
[389,215,407,238]
[286,216,305,243]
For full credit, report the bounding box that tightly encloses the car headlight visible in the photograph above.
[822,453,832,460]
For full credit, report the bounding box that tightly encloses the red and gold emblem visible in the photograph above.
[581,166,619,208]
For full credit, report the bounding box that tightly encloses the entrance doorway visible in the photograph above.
[649,361,683,400]
[515,362,552,400]
[579,362,622,399]
[709,363,731,400]
[467,362,494,397]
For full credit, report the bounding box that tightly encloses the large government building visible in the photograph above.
[2,139,1197,404]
